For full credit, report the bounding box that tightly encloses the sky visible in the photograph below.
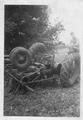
[47,0,83,45]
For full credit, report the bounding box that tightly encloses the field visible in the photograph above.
[4,48,80,116]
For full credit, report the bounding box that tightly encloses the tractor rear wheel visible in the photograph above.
[9,47,31,71]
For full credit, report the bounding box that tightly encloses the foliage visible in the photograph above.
[5,5,64,54]
[42,22,64,41]
[5,5,48,53]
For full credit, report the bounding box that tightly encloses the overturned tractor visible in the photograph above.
[4,42,80,93]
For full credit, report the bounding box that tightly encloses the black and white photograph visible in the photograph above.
[2,0,83,118]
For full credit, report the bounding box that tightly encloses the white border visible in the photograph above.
[0,0,83,120]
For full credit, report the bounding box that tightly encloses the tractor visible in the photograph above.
[4,42,80,93]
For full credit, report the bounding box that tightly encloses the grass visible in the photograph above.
[4,48,80,116]
[4,82,80,116]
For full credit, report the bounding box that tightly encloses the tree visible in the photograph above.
[5,5,64,54]
[5,5,48,53]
